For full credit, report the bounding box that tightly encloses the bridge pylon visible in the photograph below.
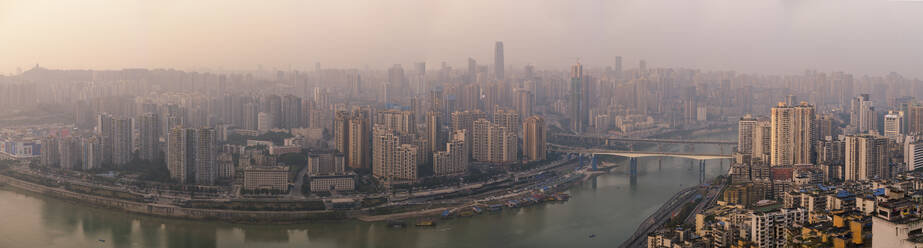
[698,160,706,185]
[629,157,638,177]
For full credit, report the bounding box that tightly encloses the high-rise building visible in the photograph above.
[41,136,59,167]
[281,95,303,129]
[850,94,876,134]
[569,62,588,133]
[167,127,196,184]
[844,135,890,181]
[262,94,282,128]
[752,120,772,163]
[492,108,520,135]
[614,56,623,76]
[377,110,415,135]
[347,109,372,170]
[884,111,902,140]
[907,141,923,171]
[426,111,445,152]
[472,118,518,163]
[138,113,160,162]
[111,117,132,167]
[58,136,80,170]
[195,128,217,185]
[217,152,235,179]
[816,114,835,140]
[451,109,487,134]
[770,102,815,166]
[523,116,546,162]
[515,89,534,119]
[334,111,350,156]
[372,126,418,185]
[494,41,504,80]
[257,112,274,133]
[243,102,259,130]
[459,83,480,111]
[96,113,114,164]
[434,133,467,176]
[80,136,103,170]
[388,64,407,100]
[738,115,757,155]
[907,104,923,135]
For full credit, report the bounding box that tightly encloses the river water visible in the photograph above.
[0,130,735,248]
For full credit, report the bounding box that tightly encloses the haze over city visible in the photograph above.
[2,0,923,76]
[6,1,923,248]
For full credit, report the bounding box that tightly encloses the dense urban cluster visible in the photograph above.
[3,41,923,247]
[648,89,923,247]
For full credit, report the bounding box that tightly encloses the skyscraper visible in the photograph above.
[472,118,518,163]
[372,126,418,185]
[907,104,923,135]
[138,113,160,162]
[515,89,534,119]
[523,116,546,162]
[426,111,445,152]
[738,115,757,155]
[258,112,274,133]
[334,111,350,156]
[167,127,195,184]
[433,132,467,176]
[614,56,623,76]
[752,120,772,163]
[844,135,890,180]
[569,62,588,133]
[111,117,132,167]
[492,108,520,135]
[281,95,303,129]
[194,128,217,185]
[770,102,815,166]
[451,109,488,135]
[377,110,416,135]
[80,136,103,171]
[494,41,504,80]
[884,111,902,140]
[347,109,372,170]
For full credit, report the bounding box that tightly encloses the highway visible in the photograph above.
[619,186,701,248]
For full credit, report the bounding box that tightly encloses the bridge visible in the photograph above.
[552,133,737,145]
[550,145,733,160]
[551,144,733,185]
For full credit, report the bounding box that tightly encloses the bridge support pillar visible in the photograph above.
[591,154,598,171]
[629,157,638,177]
[699,160,706,185]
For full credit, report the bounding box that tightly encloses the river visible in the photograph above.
[0,130,735,248]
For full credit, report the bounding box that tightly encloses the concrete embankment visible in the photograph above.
[0,174,346,224]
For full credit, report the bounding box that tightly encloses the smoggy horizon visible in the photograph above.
[2,0,923,77]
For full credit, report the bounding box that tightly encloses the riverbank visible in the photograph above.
[0,157,589,224]
[0,174,348,224]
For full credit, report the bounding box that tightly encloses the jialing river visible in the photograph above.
[0,130,734,248]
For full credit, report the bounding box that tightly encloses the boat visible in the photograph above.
[488,204,503,212]
[415,220,436,227]
[441,210,452,218]
[471,206,483,214]
[387,220,407,228]
[589,234,596,238]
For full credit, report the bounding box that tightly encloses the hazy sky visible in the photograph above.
[2,0,922,77]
